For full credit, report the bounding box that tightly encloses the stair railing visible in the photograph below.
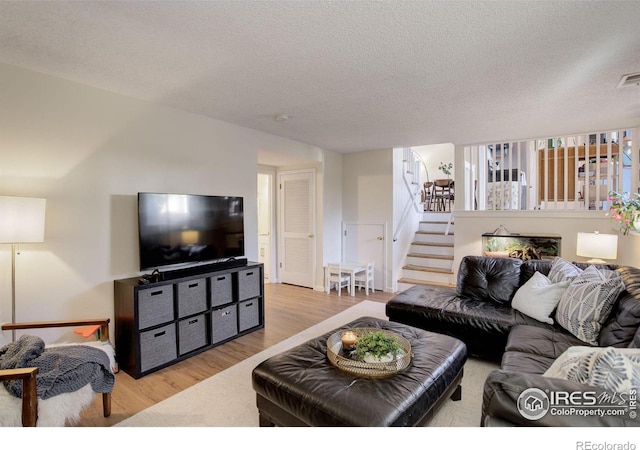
[393,148,425,242]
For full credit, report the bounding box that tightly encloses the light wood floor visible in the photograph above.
[77,283,395,426]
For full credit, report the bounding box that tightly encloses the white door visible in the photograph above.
[343,222,385,291]
[278,170,316,288]
[257,172,274,282]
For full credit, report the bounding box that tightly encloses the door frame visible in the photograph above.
[277,167,317,288]
[257,167,277,283]
[341,221,387,291]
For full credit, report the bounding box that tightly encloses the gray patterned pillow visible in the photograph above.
[548,257,582,283]
[555,265,625,345]
[544,346,640,394]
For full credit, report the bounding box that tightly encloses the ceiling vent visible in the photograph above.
[617,73,640,88]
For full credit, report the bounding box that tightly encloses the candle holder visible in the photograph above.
[341,330,358,351]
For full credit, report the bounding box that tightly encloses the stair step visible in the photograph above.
[402,208,456,291]
[406,254,453,269]
[418,223,454,234]
[398,278,456,289]
[403,264,453,274]
[410,244,453,257]
[422,212,453,220]
[419,221,454,225]
[416,230,454,236]
[406,253,453,260]
[411,241,454,247]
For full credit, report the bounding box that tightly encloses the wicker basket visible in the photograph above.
[326,328,412,378]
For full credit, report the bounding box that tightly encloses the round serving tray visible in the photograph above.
[326,328,412,378]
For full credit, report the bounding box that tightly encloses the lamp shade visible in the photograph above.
[0,196,46,243]
[576,232,618,262]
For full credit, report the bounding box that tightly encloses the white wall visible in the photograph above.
[0,62,327,343]
[321,150,343,274]
[391,148,424,292]
[413,143,455,181]
[453,211,640,277]
[342,149,393,290]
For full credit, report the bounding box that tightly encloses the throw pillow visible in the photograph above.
[543,346,640,394]
[511,271,571,324]
[548,257,583,283]
[598,266,640,347]
[555,265,625,345]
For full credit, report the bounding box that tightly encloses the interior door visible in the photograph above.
[343,222,385,291]
[278,170,316,288]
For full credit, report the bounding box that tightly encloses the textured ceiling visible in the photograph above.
[1,1,639,153]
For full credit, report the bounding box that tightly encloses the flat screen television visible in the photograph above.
[138,192,245,271]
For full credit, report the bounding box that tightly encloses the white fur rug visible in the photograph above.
[116,300,499,427]
[0,383,95,427]
[0,340,116,426]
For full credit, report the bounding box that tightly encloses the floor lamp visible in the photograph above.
[0,196,46,341]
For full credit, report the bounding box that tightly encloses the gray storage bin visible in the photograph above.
[210,273,233,307]
[211,304,238,344]
[178,313,208,355]
[238,298,260,332]
[177,278,207,318]
[238,268,261,301]
[140,323,177,373]
[138,285,175,330]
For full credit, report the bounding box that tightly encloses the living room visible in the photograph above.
[1,1,639,445]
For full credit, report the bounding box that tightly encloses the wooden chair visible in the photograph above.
[422,182,434,211]
[326,263,350,296]
[0,319,114,426]
[354,261,375,295]
[433,179,455,211]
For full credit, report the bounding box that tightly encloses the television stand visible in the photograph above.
[115,261,263,379]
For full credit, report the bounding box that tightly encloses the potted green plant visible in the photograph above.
[354,330,403,363]
[607,191,640,235]
[438,162,453,178]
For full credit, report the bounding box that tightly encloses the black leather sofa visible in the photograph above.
[385,255,640,426]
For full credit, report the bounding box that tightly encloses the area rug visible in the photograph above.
[115,300,498,427]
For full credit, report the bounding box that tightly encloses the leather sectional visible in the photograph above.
[385,255,640,426]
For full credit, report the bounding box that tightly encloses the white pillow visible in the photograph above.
[544,346,640,394]
[512,271,571,324]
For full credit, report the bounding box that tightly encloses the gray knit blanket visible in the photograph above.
[0,335,114,400]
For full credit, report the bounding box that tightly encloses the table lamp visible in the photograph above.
[576,231,618,264]
[0,196,46,341]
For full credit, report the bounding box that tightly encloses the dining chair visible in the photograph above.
[326,263,350,296]
[433,179,455,212]
[422,182,434,211]
[354,261,375,295]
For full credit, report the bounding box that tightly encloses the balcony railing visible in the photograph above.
[462,129,636,212]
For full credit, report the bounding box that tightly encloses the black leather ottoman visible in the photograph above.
[251,316,467,427]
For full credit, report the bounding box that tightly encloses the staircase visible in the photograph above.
[398,211,455,289]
